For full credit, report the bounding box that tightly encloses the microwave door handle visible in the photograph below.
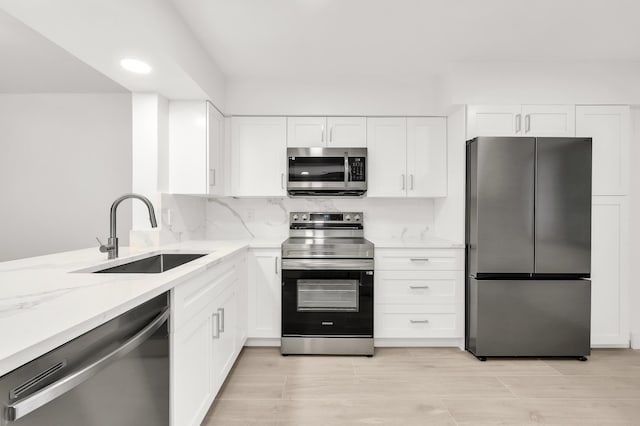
[344,152,349,186]
[6,307,169,421]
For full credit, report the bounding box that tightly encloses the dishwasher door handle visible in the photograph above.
[6,307,170,422]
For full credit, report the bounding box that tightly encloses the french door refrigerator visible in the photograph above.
[465,137,592,360]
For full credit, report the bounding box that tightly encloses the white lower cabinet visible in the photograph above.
[212,283,237,394]
[247,248,281,339]
[374,248,464,342]
[171,306,213,426]
[170,251,247,426]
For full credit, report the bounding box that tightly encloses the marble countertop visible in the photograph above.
[0,240,250,377]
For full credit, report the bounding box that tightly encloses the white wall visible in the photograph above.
[0,93,132,261]
[226,75,444,116]
[444,62,640,106]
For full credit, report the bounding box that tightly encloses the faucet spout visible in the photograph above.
[99,193,158,259]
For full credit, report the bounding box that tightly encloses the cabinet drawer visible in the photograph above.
[375,249,463,271]
[375,306,458,338]
[376,271,460,305]
[172,261,237,332]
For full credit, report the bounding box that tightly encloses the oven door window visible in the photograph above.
[288,157,344,182]
[297,279,358,312]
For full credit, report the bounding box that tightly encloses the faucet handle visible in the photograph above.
[96,237,108,253]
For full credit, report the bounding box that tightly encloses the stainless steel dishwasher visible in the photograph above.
[0,293,169,426]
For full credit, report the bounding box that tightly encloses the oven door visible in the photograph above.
[281,260,374,337]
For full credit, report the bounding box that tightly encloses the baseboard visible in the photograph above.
[245,337,281,347]
[591,343,630,349]
[374,337,464,348]
[631,333,640,349]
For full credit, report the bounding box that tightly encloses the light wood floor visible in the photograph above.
[202,347,640,425]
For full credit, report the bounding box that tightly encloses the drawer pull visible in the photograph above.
[409,258,430,262]
[409,285,430,289]
[410,319,429,324]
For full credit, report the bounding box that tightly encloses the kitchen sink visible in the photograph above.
[93,253,207,274]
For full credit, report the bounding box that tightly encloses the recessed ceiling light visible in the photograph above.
[120,58,152,74]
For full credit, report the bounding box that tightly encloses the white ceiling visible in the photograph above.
[171,0,640,79]
[0,10,126,93]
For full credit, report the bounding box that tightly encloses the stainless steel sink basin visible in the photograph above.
[93,253,206,274]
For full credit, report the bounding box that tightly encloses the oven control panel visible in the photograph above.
[290,212,363,224]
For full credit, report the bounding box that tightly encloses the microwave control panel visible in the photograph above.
[349,157,366,182]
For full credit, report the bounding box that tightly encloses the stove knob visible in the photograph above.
[293,214,299,221]
[354,214,361,221]
[345,214,351,221]
[302,214,308,221]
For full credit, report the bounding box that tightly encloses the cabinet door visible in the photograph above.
[367,118,407,197]
[591,197,629,346]
[169,101,208,194]
[231,117,287,196]
[576,106,630,195]
[287,116,326,147]
[248,249,281,338]
[467,105,522,138]
[521,105,575,137]
[207,102,224,196]
[171,308,213,426]
[326,117,367,147]
[236,253,249,347]
[406,117,447,197]
[212,284,237,394]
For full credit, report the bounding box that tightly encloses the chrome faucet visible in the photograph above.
[97,193,158,259]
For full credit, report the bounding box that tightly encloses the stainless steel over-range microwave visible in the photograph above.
[287,147,367,196]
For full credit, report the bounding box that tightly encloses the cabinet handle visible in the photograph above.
[410,319,429,324]
[218,308,225,333]
[401,174,405,190]
[525,115,531,133]
[281,173,285,189]
[212,312,220,339]
[209,169,216,187]
[409,285,430,289]
[330,127,333,142]
[515,114,522,133]
[275,256,279,274]
[409,258,430,262]
[410,174,414,190]
[321,126,325,142]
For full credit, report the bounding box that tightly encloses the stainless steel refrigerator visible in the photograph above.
[465,137,592,360]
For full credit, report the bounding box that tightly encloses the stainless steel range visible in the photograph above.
[281,212,374,356]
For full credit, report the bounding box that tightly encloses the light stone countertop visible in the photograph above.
[0,240,252,377]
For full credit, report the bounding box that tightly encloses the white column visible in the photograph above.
[131,93,169,231]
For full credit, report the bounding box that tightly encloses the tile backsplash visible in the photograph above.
[204,197,435,242]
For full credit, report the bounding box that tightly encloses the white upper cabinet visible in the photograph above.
[467,105,575,138]
[521,105,575,137]
[287,117,326,147]
[406,117,447,197]
[576,105,630,195]
[326,117,367,147]
[368,117,447,198]
[467,105,522,138]
[231,116,287,197]
[367,118,407,197]
[169,101,224,195]
[287,116,366,148]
